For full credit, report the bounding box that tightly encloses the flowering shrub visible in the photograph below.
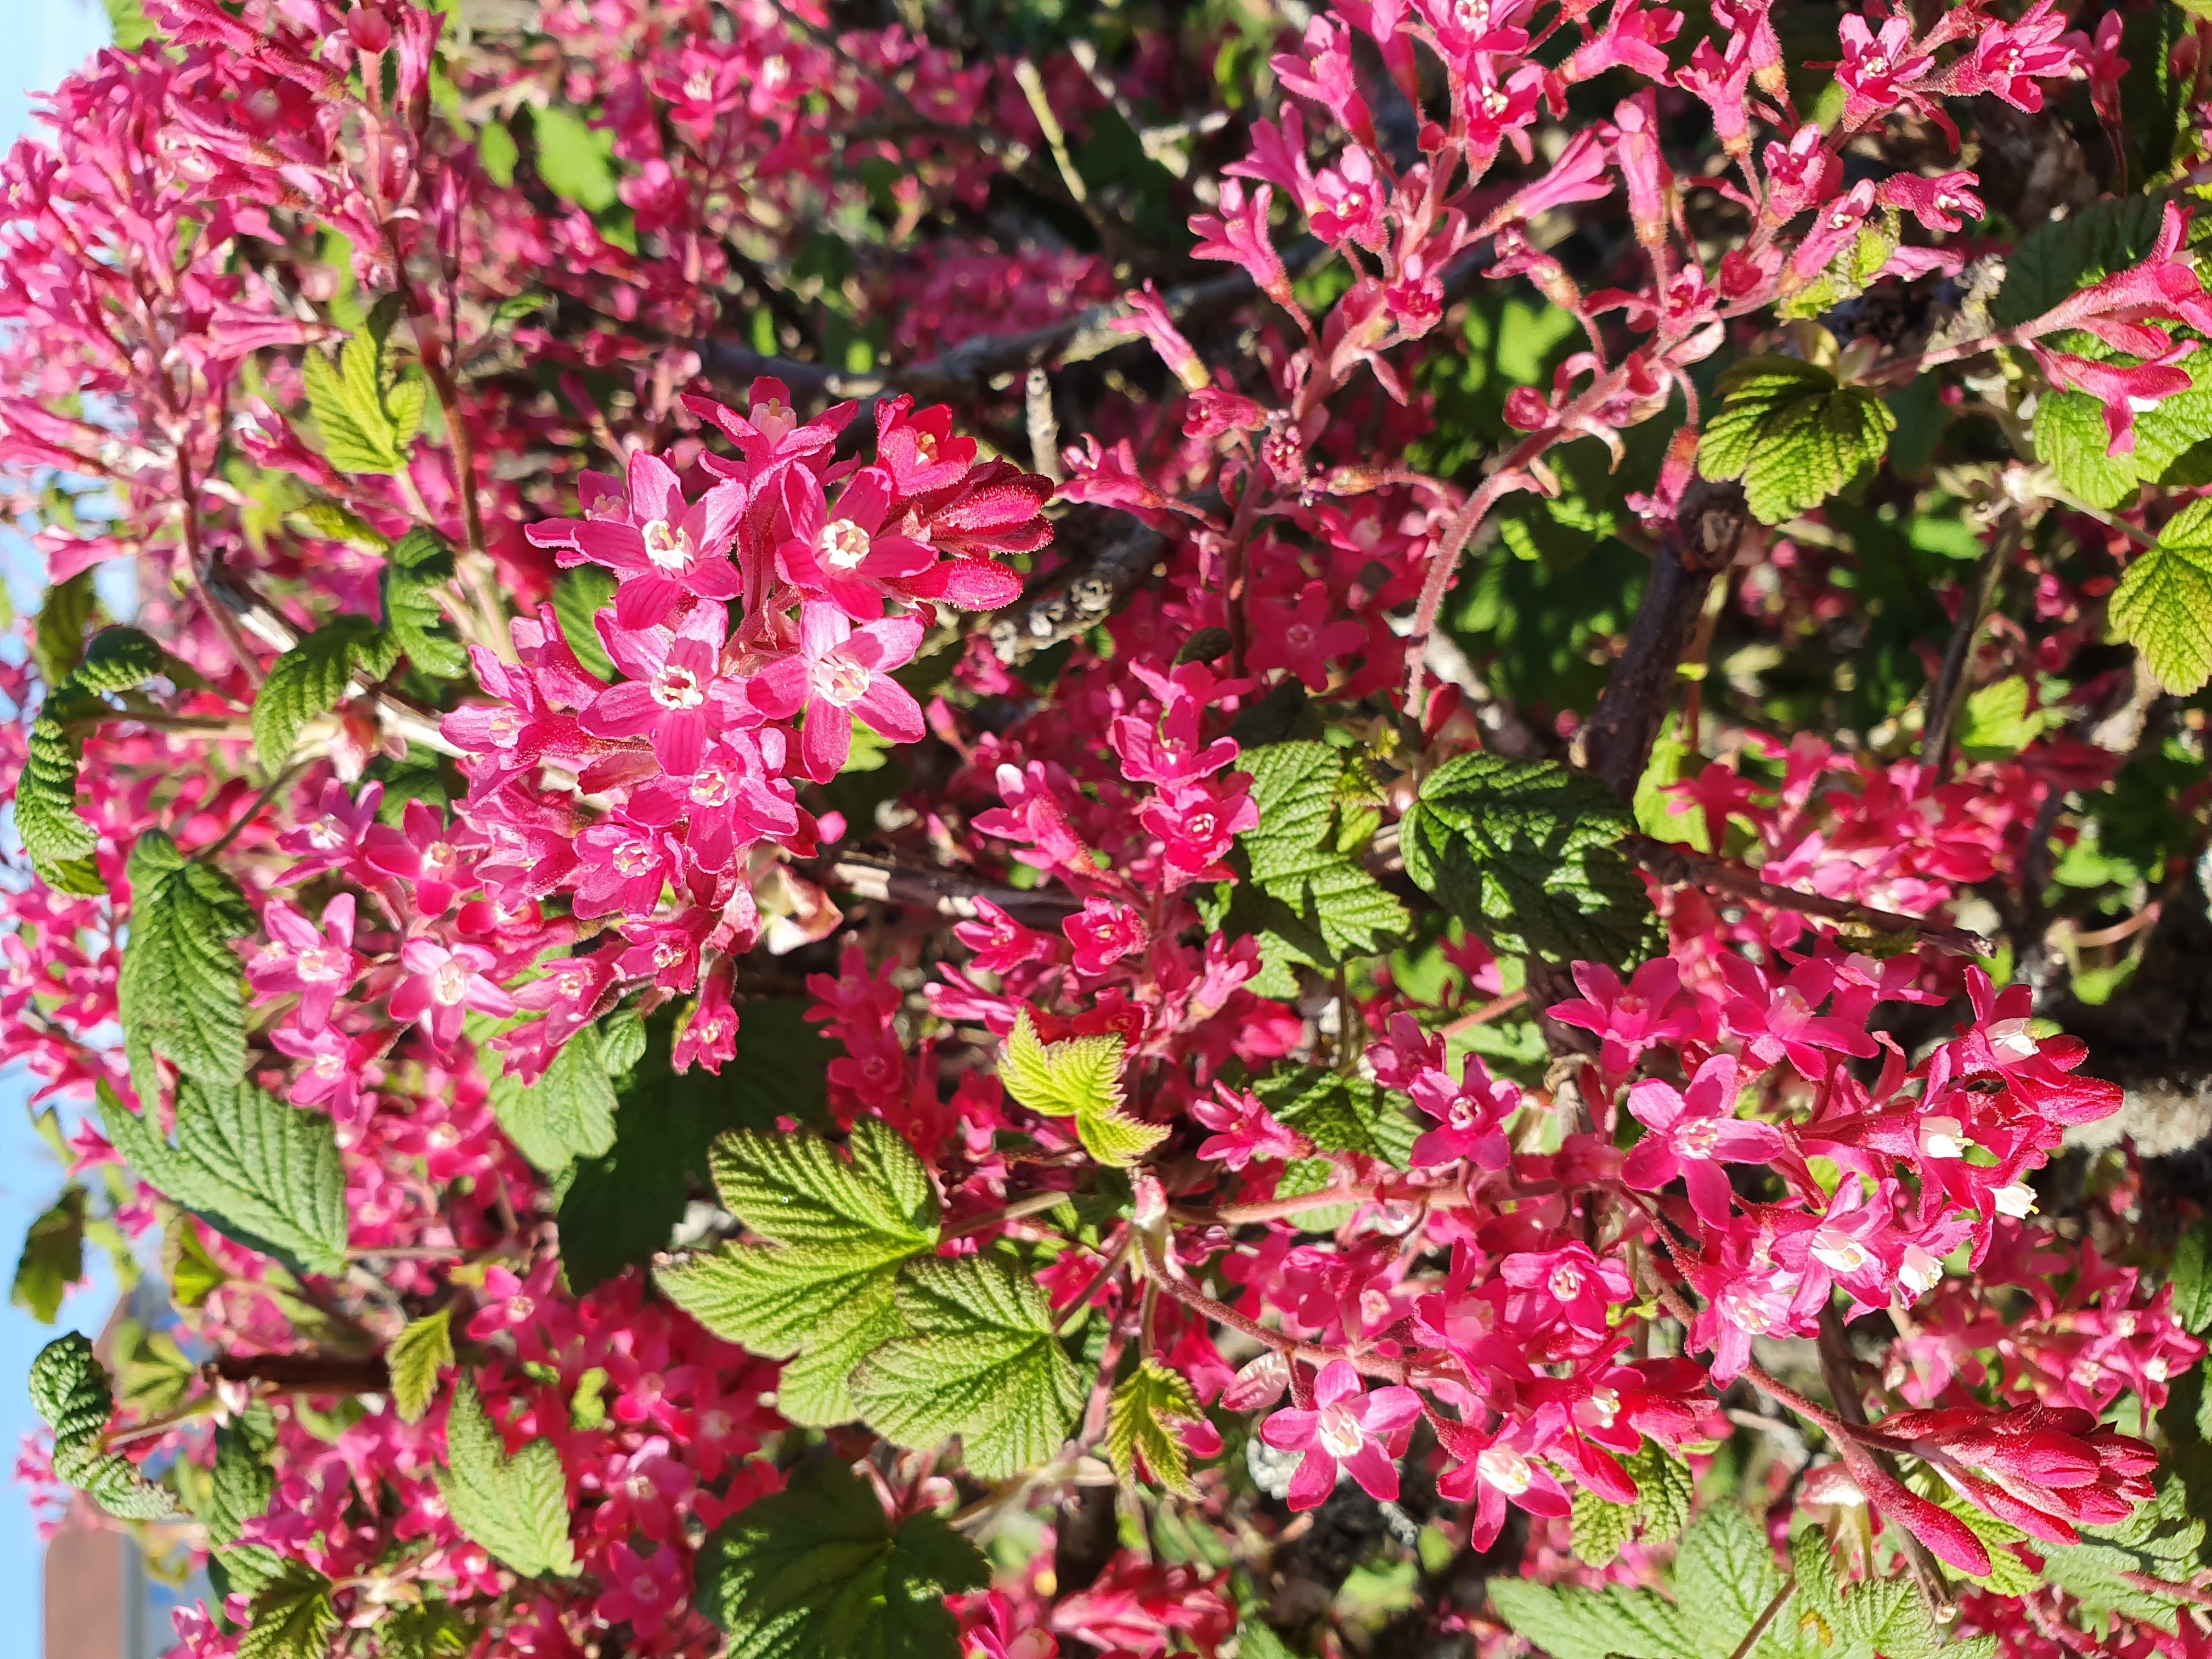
[6,0,2212,1655]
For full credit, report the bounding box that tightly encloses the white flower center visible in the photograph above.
[612,838,656,877]
[1918,1116,1968,1159]
[1986,1017,2038,1060]
[1674,1118,1723,1158]
[1548,1265,1585,1302]
[813,653,871,707]
[1898,1245,1943,1298]
[819,518,872,571]
[1584,1387,1620,1429]
[295,946,348,985]
[1991,1183,2036,1217]
[1810,1225,1870,1274]
[1477,1445,1532,1494]
[430,960,471,1006]
[1316,1402,1365,1458]
[642,518,692,572]
[690,766,732,807]
[652,664,705,710]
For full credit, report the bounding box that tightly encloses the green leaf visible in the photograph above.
[238,1565,338,1659]
[2040,1474,2208,1634]
[101,1078,350,1279]
[19,626,199,890]
[1995,195,2172,328]
[117,830,254,1101]
[1624,1441,1693,1545]
[2033,343,2212,510]
[390,1309,454,1425]
[656,1118,940,1427]
[381,529,468,680]
[1956,677,2047,760]
[998,1012,1164,1168]
[302,323,422,476]
[33,569,98,688]
[29,1332,178,1520]
[556,1001,835,1288]
[1570,1486,1636,1567]
[531,106,618,211]
[204,1418,286,1597]
[1398,753,1661,967]
[166,1213,230,1309]
[103,0,157,50]
[436,1376,579,1579]
[552,567,618,680]
[1697,356,1894,524]
[2172,1218,2212,1335]
[1107,1359,1205,1497]
[695,1456,988,1659]
[1222,742,1408,988]
[380,1601,475,1659]
[600,1007,647,1076]
[848,1256,1086,1480]
[1253,1066,1418,1167]
[2111,502,2212,693]
[1674,1503,1786,1659]
[1486,1578,1694,1659]
[11,1185,87,1323]
[487,1025,619,1173]
[254,617,387,769]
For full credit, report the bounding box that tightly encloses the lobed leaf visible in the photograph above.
[436,1376,579,1579]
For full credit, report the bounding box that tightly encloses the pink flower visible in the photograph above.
[775,465,935,619]
[249,894,359,1034]
[744,602,926,782]
[1434,1416,1571,1549]
[1622,1053,1786,1226]
[1259,1361,1423,1509]
[391,938,516,1050]
[1064,897,1145,976]
[1549,959,1701,1081]
[363,802,471,918]
[674,974,738,1074]
[1950,0,2077,109]
[1499,1244,1633,1338]
[571,820,683,919]
[1310,147,1389,250]
[590,1541,689,1630]
[1192,1084,1307,1170]
[1139,775,1258,882]
[1836,10,1933,126]
[1189,179,1290,305]
[581,601,729,776]
[532,448,746,629]
[1246,581,1364,691]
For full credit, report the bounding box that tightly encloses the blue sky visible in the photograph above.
[2,0,127,1653]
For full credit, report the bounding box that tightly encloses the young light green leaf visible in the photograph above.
[253,616,389,769]
[100,1079,350,1279]
[530,106,619,212]
[237,1565,338,1659]
[1623,1440,1693,1545]
[390,1308,454,1425]
[1697,356,1895,524]
[29,1332,179,1520]
[1568,1486,1636,1567]
[1486,1577,1693,1659]
[302,326,421,476]
[1398,753,1660,967]
[12,1184,87,1323]
[848,1255,1086,1480]
[437,1376,579,1579]
[1220,743,1409,990]
[2111,503,2212,694]
[486,1025,618,1173]
[1000,1011,1164,1168]
[695,1456,988,1659]
[552,567,618,679]
[1107,1359,1206,1497]
[33,569,98,688]
[654,1118,939,1427]
[117,830,254,1101]
[1956,677,2047,760]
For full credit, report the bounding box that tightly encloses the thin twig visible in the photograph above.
[1921,517,2018,776]
[1728,1573,1798,1659]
